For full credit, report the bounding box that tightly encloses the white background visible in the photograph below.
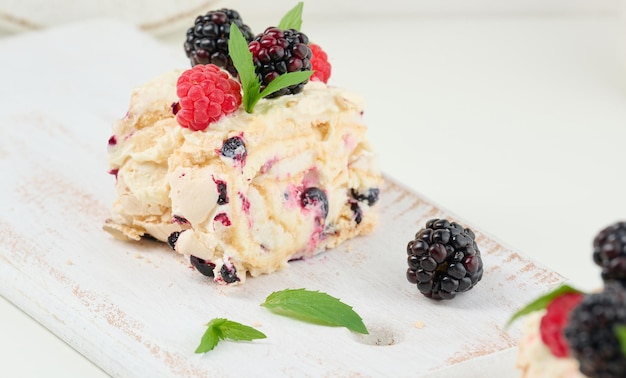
[1,1,626,377]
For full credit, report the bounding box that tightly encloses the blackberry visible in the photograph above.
[248,27,312,98]
[167,231,181,250]
[184,9,254,76]
[406,218,484,300]
[564,283,626,378]
[219,264,239,284]
[350,188,380,206]
[301,187,329,219]
[593,221,626,286]
[350,202,363,225]
[220,136,246,162]
[215,180,229,205]
[190,255,216,277]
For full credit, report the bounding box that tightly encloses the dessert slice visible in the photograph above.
[104,68,381,284]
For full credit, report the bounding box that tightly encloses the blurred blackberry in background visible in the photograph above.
[564,283,626,378]
[406,218,483,300]
[184,9,254,76]
[593,221,626,287]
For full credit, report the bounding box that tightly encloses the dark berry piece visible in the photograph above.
[172,215,189,225]
[350,188,380,206]
[190,255,216,277]
[248,27,312,98]
[405,218,484,300]
[220,136,247,162]
[350,202,362,224]
[220,264,240,283]
[184,9,254,76]
[167,231,181,250]
[108,135,117,146]
[215,180,229,205]
[301,187,329,219]
[564,284,626,377]
[592,221,626,286]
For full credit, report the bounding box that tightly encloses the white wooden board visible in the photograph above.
[0,19,564,377]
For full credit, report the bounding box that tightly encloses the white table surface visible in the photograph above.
[1,12,625,377]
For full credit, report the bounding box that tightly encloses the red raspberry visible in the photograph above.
[175,64,242,131]
[539,292,584,358]
[310,43,331,83]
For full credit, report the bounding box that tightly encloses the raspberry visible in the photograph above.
[175,64,242,131]
[248,27,312,98]
[184,9,254,76]
[564,283,626,378]
[539,292,584,358]
[309,43,331,83]
[406,218,484,300]
[593,221,626,286]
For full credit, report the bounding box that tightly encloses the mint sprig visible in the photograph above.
[195,318,266,354]
[506,284,584,328]
[261,288,368,334]
[228,23,313,113]
[277,2,304,30]
[617,325,626,357]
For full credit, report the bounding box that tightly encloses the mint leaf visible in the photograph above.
[617,325,626,357]
[278,2,304,31]
[195,318,266,354]
[506,284,584,328]
[261,288,368,334]
[259,70,313,99]
[228,23,260,113]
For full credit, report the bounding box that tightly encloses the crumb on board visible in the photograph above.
[413,321,425,329]
[66,259,73,265]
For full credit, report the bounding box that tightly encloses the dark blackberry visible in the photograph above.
[564,283,626,378]
[220,136,246,162]
[350,202,363,225]
[248,27,312,98]
[184,9,254,76]
[301,187,329,219]
[220,264,239,283]
[350,188,380,206]
[406,218,484,300]
[215,180,229,205]
[593,221,626,286]
[167,231,181,250]
[190,255,216,277]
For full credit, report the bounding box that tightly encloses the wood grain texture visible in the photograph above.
[0,20,564,377]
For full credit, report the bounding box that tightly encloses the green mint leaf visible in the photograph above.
[195,318,266,354]
[258,70,313,99]
[217,319,267,341]
[228,23,261,113]
[617,325,626,357]
[278,2,304,31]
[505,284,584,329]
[261,288,368,334]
